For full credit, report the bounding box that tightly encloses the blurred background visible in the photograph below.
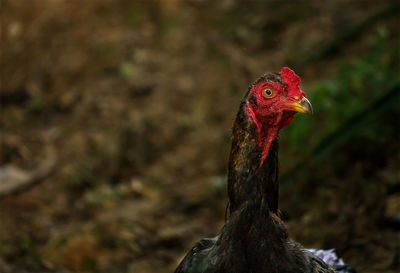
[1,0,399,272]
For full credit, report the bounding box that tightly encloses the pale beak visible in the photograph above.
[291,96,313,115]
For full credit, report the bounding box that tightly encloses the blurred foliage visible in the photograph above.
[305,2,400,64]
[281,27,400,180]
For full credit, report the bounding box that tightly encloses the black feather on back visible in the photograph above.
[175,171,336,273]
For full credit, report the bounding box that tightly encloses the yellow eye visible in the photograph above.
[263,88,275,98]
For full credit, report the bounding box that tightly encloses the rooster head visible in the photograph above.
[245,67,312,131]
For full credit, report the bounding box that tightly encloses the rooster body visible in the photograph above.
[176,140,335,273]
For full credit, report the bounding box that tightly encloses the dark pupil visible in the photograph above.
[265,89,271,95]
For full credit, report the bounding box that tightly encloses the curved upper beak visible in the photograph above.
[291,96,313,115]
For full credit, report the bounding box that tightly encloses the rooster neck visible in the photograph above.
[227,102,280,215]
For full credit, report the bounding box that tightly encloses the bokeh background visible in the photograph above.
[1,0,400,272]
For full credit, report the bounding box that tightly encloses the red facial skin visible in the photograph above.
[245,67,306,165]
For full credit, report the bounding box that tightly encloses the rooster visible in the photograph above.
[175,68,354,273]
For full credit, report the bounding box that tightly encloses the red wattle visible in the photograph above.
[259,127,279,166]
[246,102,279,166]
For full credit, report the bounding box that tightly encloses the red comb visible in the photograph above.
[281,67,304,97]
